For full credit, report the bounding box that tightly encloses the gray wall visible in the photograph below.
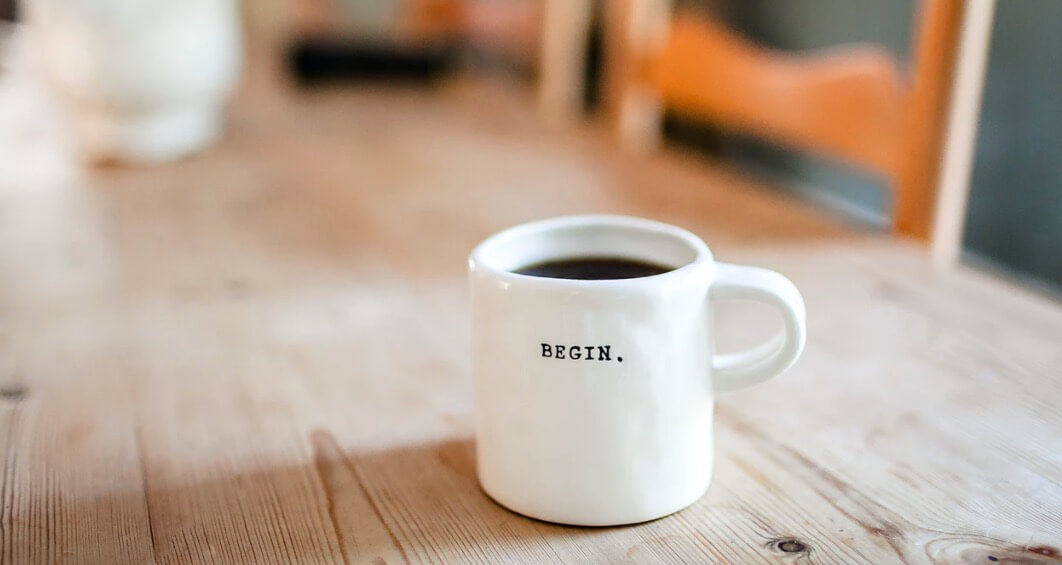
[962,0,1062,291]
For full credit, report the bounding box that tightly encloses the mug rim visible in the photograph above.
[468,214,714,287]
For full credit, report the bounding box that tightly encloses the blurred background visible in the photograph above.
[0,0,1058,296]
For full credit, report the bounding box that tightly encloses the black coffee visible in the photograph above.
[514,256,673,280]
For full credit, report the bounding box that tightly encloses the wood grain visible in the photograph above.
[2,29,1061,564]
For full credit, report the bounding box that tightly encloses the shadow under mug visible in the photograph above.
[469,215,806,526]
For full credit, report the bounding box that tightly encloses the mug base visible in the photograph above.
[71,102,223,164]
[479,479,712,527]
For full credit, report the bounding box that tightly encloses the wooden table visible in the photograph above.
[2,41,1061,564]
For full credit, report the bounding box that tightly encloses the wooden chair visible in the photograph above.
[604,0,967,239]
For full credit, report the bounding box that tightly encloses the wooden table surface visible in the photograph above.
[2,39,1062,564]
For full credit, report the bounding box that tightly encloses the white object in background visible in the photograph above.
[469,215,806,526]
[24,0,242,163]
[0,24,80,188]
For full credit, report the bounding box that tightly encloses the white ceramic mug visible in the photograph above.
[469,215,806,526]
[25,0,242,163]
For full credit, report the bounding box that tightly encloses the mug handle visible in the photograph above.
[710,262,807,394]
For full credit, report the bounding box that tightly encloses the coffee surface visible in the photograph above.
[513,257,673,280]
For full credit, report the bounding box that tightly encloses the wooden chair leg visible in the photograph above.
[930,0,996,266]
[894,0,965,239]
[538,0,593,124]
[604,0,672,151]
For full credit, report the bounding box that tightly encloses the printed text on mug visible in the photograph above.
[541,344,623,363]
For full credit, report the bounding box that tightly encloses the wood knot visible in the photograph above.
[772,538,809,554]
[1028,546,1058,558]
[0,384,27,402]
